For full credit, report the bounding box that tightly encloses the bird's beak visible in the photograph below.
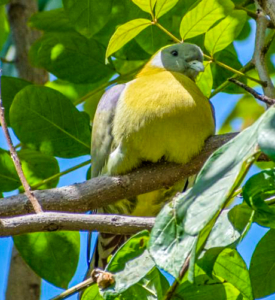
[188,60,204,72]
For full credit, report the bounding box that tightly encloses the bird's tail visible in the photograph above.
[92,233,129,269]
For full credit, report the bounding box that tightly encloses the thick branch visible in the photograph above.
[0,134,237,217]
[0,212,155,237]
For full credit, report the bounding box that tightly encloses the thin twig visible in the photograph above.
[164,256,191,300]
[0,70,43,214]
[229,78,275,105]
[50,269,114,300]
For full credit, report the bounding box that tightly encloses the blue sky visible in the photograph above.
[0,19,274,300]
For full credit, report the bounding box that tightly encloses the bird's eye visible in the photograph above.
[171,50,178,56]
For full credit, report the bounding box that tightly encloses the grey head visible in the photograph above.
[150,43,204,81]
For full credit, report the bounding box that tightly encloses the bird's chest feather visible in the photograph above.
[110,70,215,174]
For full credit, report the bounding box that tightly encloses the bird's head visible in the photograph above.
[144,43,204,81]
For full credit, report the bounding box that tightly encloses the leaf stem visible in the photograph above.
[154,22,181,43]
[31,159,91,190]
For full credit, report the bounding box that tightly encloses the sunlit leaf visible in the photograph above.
[250,229,275,298]
[150,107,275,278]
[155,0,179,18]
[205,10,247,55]
[14,231,80,289]
[63,0,113,38]
[106,18,152,59]
[132,0,156,13]
[214,249,253,300]
[10,86,91,158]
[196,62,213,98]
[180,0,234,40]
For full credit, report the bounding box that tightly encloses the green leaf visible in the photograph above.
[196,62,213,98]
[0,148,20,193]
[214,249,253,300]
[14,231,80,289]
[150,106,275,278]
[0,5,10,50]
[180,0,234,40]
[250,229,275,298]
[19,149,60,189]
[132,0,156,13]
[258,106,275,161]
[0,0,10,4]
[100,231,169,300]
[82,284,103,300]
[1,76,32,126]
[106,18,152,59]
[63,0,113,38]
[10,86,91,158]
[155,0,179,18]
[205,10,247,55]
[243,169,275,211]
[28,8,74,32]
[176,278,241,300]
[211,45,247,95]
[29,31,115,84]
[45,79,103,105]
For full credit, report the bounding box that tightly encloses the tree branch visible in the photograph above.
[253,5,275,99]
[257,0,275,26]
[0,134,238,217]
[229,78,275,105]
[0,212,154,237]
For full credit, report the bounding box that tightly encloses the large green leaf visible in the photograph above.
[0,148,20,193]
[155,0,179,18]
[1,76,32,126]
[106,18,152,59]
[28,8,74,32]
[243,169,275,211]
[196,61,213,98]
[29,31,115,84]
[175,276,241,300]
[82,285,103,300]
[0,0,10,4]
[62,0,113,38]
[211,44,246,95]
[214,249,253,300]
[10,86,91,158]
[0,5,9,51]
[250,229,275,298]
[180,0,234,40]
[99,231,169,300]
[14,231,80,289]
[205,10,247,56]
[19,149,60,189]
[149,106,275,278]
[258,106,275,161]
[132,0,156,13]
